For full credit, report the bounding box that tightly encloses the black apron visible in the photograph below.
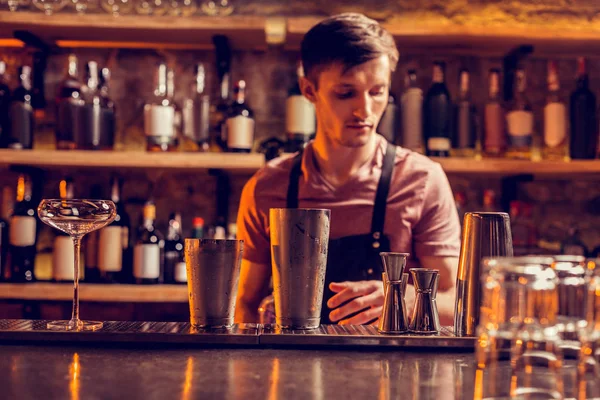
[286,142,397,324]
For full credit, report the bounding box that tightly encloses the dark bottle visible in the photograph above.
[182,63,211,152]
[210,35,231,152]
[285,63,315,152]
[0,188,9,281]
[0,61,10,148]
[98,177,130,283]
[8,66,34,150]
[224,80,255,153]
[191,217,204,239]
[78,62,115,150]
[99,67,116,148]
[164,212,186,284]
[562,227,588,257]
[423,62,452,157]
[7,174,37,282]
[83,184,102,283]
[451,68,477,157]
[52,178,77,282]
[570,57,598,160]
[144,62,177,152]
[56,54,84,150]
[483,69,505,157]
[133,201,164,284]
[377,90,400,145]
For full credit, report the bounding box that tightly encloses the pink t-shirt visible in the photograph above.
[237,135,461,267]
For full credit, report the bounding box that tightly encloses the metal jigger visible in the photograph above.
[378,252,410,334]
[409,269,441,334]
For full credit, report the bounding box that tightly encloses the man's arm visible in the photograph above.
[234,259,271,323]
[419,255,458,326]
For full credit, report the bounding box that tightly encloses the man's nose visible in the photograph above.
[352,93,371,119]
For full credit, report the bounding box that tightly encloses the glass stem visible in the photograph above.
[71,235,83,326]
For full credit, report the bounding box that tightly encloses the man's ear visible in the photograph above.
[299,76,317,103]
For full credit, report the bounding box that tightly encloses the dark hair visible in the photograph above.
[301,13,399,85]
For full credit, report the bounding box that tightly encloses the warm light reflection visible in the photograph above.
[0,39,24,48]
[182,356,193,400]
[473,368,483,400]
[378,361,390,400]
[69,353,80,400]
[267,358,280,400]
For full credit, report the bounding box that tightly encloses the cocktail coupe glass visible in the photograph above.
[38,199,116,331]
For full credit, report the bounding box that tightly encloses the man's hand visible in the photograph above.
[327,280,382,325]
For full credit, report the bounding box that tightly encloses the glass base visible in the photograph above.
[47,319,103,331]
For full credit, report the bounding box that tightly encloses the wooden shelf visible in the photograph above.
[0,282,188,303]
[433,157,600,176]
[0,149,264,172]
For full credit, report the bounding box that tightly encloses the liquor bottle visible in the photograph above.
[56,54,84,150]
[0,61,10,148]
[182,63,211,152]
[83,184,102,283]
[133,201,164,284]
[8,66,35,150]
[423,62,451,157]
[0,187,9,280]
[8,174,37,282]
[224,80,255,153]
[570,57,598,160]
[52,178,77,282]
[505,69,534,160]
[210,35,231,152]
[543,61,568,160]
[214,225,226,240]
[562,227,588,257]
[285,63,316,152]
[144,62,177,152]
[483,69,505,157]
[377,90,400,145]
[400,69,423,153]
[451,68,477,157]
[78,62,115,150]
[98,177,130,283]
[191,217,204,239]
[482,189,500,213]
[164,212,186,284]
[99,67,116,149]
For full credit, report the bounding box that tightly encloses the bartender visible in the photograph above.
[235,13,461,326]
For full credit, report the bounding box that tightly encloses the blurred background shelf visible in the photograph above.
[0,150,265,172]
[0,283,188,303]
[433,158,600,176]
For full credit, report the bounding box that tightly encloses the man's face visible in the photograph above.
[302,55,391,148]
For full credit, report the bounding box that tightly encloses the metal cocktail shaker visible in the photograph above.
[269,208,330,329]
[454,212,513,337]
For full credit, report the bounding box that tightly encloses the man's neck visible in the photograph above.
[311,132,378,187]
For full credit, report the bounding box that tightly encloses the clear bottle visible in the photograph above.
[164,212,185,284]
[98,177,131,284]
[0,61,10,149]
[377,90,400,145]
[400,69,423,153]
[505,69,534,160]
[56,54,84,150]
[211,70,230,152]
[570,57,598,160]
[224,80,255,153]
[8,66,35,150]
[543,61,568,161]
[99,67,117,150]
[133,201,164,284]
[182,63,211,152]
[423,62,451,157]
[8,174,37,282]
[52,178,78,282]
[285,63,315,152]
[144,62,177,152]
[483,69,505,157]
[451,68,477,158]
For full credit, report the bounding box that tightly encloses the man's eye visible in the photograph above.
[336,92,353,99]
[370,90,386,96]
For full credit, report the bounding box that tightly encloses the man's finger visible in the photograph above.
[340,306,383,325]
[329,290,380,322]
[327,281,372,309]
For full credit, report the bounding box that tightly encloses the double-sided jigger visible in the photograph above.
[409,268,441,334]
[378,252,410,334]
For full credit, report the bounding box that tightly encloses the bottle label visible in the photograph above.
[286,96,316,135]
[98,226,123,272]
[122,226,129,249]
[401,89,423,151]
[133,244,160,279]
[144,104,175,137]
[174,261,187,283]
[226,115,255,150]
[506,110,533,137]
[544,102,567,148]
[563,245,586,256]
[427,137,451,151]
[9,216,36,247]
[53,235,74,281]
[484,103,504,150]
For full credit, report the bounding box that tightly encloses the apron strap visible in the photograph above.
[370,142,397,248]
[286,151,303,209]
